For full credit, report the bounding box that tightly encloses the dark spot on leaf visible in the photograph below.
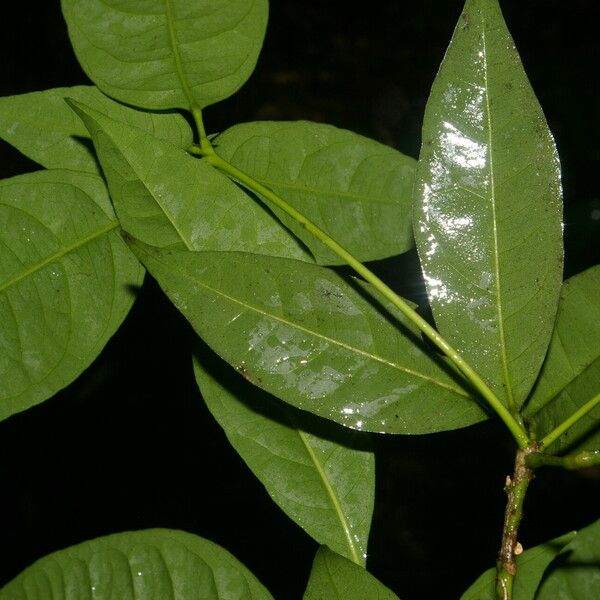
[322,289,343,299]
[236,365,253,382]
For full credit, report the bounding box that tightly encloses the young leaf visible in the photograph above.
[194,349,374,565]
[0,528,274,600]
[61,0,268,111]
[536,518,600,600]
[413,0,563,409]
[524,266,600,452]
[460,532,575,599]
[131,242,487,434]
[303,546,400,600]
[213,121,416,265]
[0,170,143,422]
[69,100,311,261]
[0,86,192,174]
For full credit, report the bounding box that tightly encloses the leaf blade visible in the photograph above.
[536,519,600,600]
[524,266,600,453]
[69,100,311,261]
[0,86,192,173]
[413,0,563,408]
[132,243,486,434]
[194,349,375,565]
[214,121,416,265]
[0,169,143,421]
[303,547,400,600]
[60,0,268,110]
[460,532,575,600]
[0,529,274,600]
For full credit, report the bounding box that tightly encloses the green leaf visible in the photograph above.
[0,528,274,600]
[524,266,600,453]
[131,242,486,434]
[0,169,143,422]
[413,0,563,409]
[69,100,311,262]
[61,0,268,111]
[536,518,600,600]
[303,547,400,600]
[0,86,192,173]
[460,532,575,599]
[193,348,374,565]
[214,121,416,265]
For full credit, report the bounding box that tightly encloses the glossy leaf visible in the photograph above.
[0,86,193,174]
[413,0,563,409]
[69,100,311,261]
[460,532,575,599]
[214,121,416,265]
[61,0,268,111]
[0,170,143,422]
[303,547,400,600]
[0,528,274,600]
[131,242,486,434]
[193,349,374,565]
[536,518,600,600]
[524,266,600,453]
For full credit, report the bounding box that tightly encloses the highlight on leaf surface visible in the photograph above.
[413,0,563,410]
[131,241,486,435]
[194,348,374,565]
[0,528,274,600]
[61,0,269,111]
[0,170,143,422]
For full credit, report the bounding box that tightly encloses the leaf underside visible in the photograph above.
[132,242,486,435]
[0,529,274,600]
[61,0,269,110]
[0,170,143,422]
[194,349,374,565]
[69,100,312,262]
[0,85,192,174]
[303,546,400,600]
[214,121,417,265]
[525,265,600,453]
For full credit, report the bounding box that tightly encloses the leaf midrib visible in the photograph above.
[144,250,470,398]
[481,13,514,408]
[88,110,193,251]
[254,176,399,205]
[164,0,195,109]
[296,429,362,565]
[0,220,118,295]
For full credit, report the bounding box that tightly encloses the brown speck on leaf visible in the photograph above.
[236,365,252,382]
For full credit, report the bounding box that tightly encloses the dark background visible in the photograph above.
[0,1,599,598]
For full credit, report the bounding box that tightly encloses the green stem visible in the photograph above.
[540,392,600,449]
[526,448,600,470]
[191,107,213,155]
[496,445,538,600]
[202,151,530,448]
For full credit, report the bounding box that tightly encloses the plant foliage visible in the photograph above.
[0,0,598,599]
